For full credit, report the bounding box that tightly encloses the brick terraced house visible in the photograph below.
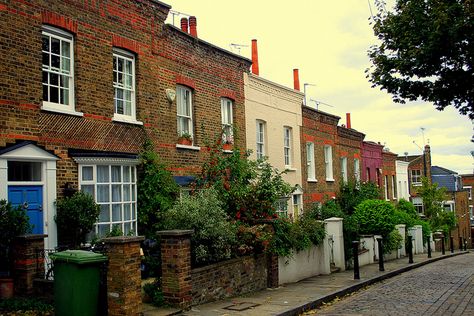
[301,106,365,210]
[0,0,251,249]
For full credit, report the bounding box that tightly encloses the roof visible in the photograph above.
[0,141,59,159]
[397,154,421,162]
[165,25,252,65]
[431,165,458,175]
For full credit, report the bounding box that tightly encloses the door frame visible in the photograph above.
[0,143,59,250]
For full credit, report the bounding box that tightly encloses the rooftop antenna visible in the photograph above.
[310,99,334,111]
[169,10,190,26]
[303,83,316,106]
[420,127,426,146]
[412,140,422,151]
[229,43,248,55]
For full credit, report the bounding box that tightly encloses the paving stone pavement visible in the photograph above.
[314,252,474,316]
[145,251,469,316]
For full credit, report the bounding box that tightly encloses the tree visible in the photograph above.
[368,0,474,119]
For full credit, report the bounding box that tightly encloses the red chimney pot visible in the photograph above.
[346,113,351,129]
[180,18,188,33]
[251,39,259,76]
[189,16,197,37]
[293,69,300,91]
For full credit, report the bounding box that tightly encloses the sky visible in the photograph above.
[165,0,473,174]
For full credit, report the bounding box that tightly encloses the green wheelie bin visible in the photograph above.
[50,250,107,316]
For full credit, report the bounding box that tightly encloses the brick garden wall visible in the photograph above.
[191,255,267,305]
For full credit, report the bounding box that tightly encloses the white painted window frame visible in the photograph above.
[283,127,292,168]
[324,145,334,181]
[177,85,194,139]
[221,98,233,143]
[341,157,348,184]
[306,142,316,181]
[256,120,266,159]
[113,48,139,124]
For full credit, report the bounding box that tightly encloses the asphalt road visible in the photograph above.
[310,252,474,315]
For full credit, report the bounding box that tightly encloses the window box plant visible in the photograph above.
[222,133,233,151]
[177,132,193,146]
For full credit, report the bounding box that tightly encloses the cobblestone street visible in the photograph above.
[313,252,474,315]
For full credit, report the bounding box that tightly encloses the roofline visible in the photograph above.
[166,25,252,65]
[302,105,341,120]
[150,0,171,9]
[248,73,305,97]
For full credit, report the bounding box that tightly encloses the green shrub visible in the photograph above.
[384,230,403,254]
[0,200,32,247]
[318,199,345,219]
[396,199,418,218]
[143,279,165,307]
[55,191,100,248]
[162,189,237,266]
[336,181,381,215]
[0,297,53,314]
[353,199,396,238]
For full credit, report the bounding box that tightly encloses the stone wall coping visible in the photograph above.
[395,224,406,228]
[191,254,265,274]
[359,234,375,238]
[324,217,343,222]
[14,234,48,240]
[102,236,145,244]
[157,229,194,237]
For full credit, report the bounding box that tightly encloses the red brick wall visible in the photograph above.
[301,107,364,209]
[382,151,397,203]
[0,0,250,194]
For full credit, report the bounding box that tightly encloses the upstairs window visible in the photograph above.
[306,142,316,181]
[392,175,397,199]
[221,98,233,143]
[256,120,266,159]
[324,145,334,181]
[411,169,422,186]
[113,49,136,122]
[341,157,348,184]
[42,26,75,112]
[283,127,292,167]
[177,86,193,140]
[384,175,389,200]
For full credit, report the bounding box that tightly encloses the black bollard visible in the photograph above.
[459,237,463,251]
[377,237,384,271]
[441,235,445,255]
[427,235,432,258]
[352,241,360,280]
[450,236,454,253]
[408,235,414,264]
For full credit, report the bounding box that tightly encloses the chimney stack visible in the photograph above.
[180,18,188,33]
[189,16,197,37]
[346,113,351,129]
[293,69,300,91]
[251,39,259,76]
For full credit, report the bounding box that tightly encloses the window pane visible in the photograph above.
[117,58,123,72]
[131,203,136,220]
[112,184,121,202]
[112,204,122,221]
[60,89,69,105]
[51,55,60,69]
[124,222,131,235]
[82,166,93,181]
[97,166,109,183]
[42,53,49,67]
[111,166,121,182]
[99,204,110,222]
[7,161,42,181]
[61,41,70,57]
[131,184,136,201]
[98,224,110,238]
[81,185,94,197]
[97,185,110,202]
[50,87,59,103]
[124,203,131,220]
[61,58,70,74]
[123,166,130,182]
[51,37,60,54]
[42,36,49,51]
[126,60,132,75]
[50,73,59,86]
[42,85,48,102]
[123,185,130,202]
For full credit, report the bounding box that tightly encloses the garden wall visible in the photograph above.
[278,242,330,285]
[191,254,267,305]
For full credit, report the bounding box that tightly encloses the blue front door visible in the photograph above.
[8,186,43,234]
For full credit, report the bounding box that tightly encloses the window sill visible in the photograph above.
[307,178,318,183]
[412,183,422,187]
[223,149,233,154]
[41,104,83,117]
[176,144,201,151]
[285,167,297,172]
[326,178,335,182]
[112,116,143,126]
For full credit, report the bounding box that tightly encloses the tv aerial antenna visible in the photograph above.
[310,99,335,111]
[229,43,248,55]
[169,10,190,26]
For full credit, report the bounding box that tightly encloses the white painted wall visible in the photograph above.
[396,224,406,258]
[325,217,345,271]
[244,73,304,217]
[396,160,410,201]
[359,235,375,267]
[409,225,424,254]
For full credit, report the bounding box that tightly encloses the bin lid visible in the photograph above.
[50,250,107,264]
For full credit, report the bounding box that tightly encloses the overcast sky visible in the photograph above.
[165,0,473,174]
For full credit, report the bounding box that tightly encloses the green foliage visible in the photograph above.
[416,177,447,219]
[55,191,100,248]
[384,230,403,254]
[336,181,381,215]
[0,200,32,247]
[0,297,53,314]
[430,210,456,238]
[396,199,418,218]
[353,199,396,238]
[137,139,179,238]
[415,219,432,244]
[368,0,474,119]
[161,189,237,266]
[143,280,165,307]
[319,199,345,219]
[194,146,294,222]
